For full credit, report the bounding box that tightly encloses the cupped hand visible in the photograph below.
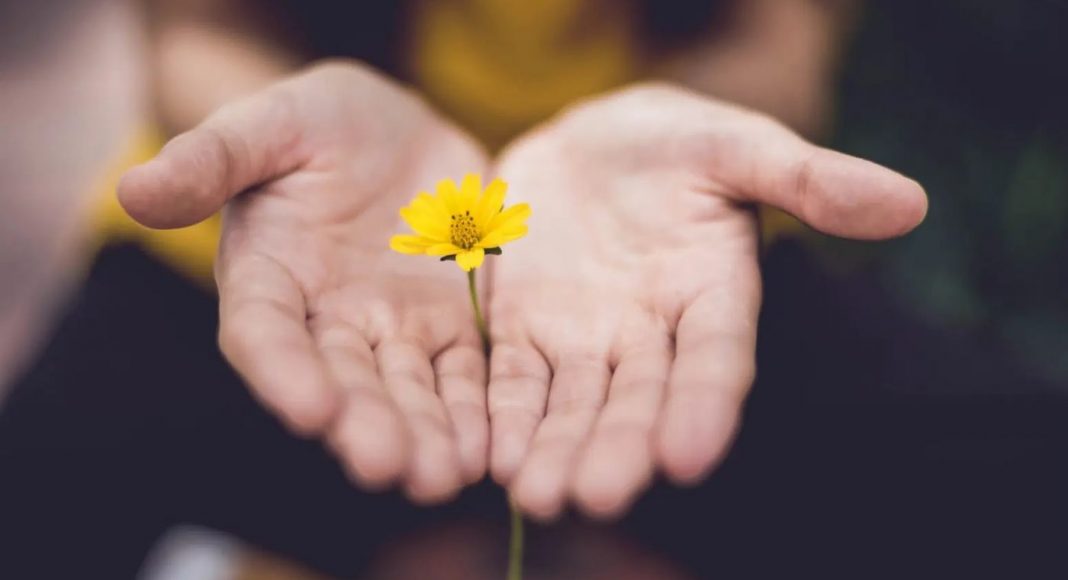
[486,83,927,520]
[118,61,490,503]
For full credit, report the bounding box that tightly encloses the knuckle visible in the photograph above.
[556,349,608,369]
[196,125,245,194]
[490,347,549,383]
[437,363,485,390]
[489,401,543,425]
[549,394,604,416]
[314,322,367,353]
[791,150,822,222]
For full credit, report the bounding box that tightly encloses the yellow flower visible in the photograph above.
[390,174,530,271]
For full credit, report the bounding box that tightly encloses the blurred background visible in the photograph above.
[2,0,1067,578]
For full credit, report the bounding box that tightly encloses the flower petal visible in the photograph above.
[488,202,531,232]
[474,178,507,230]
[477,224,527,248]
[455,247,485,271]
[459,173,482,211]
[475,230,506,249]
[390,234,435,255]
[412,191,450,222]
[436,178,462,214]
[400,206,449,240]
[426,243,463,257]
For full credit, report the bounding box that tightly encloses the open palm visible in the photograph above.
[119,62,490,502]
[487,84,927,519]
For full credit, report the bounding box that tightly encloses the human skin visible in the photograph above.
[116,0,917,517]
[121,62,493,503]
[486,83,926,520]
[0,0,851,399]
[119,64,926,517]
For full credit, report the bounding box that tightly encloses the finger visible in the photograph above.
[434,343,489,484]
[511,353,611,521]
[376,339,464,504]
[707,115,928,239]
[657,261,760,485]
[487,342,552,485]
[316,324,410,489]
[217,253,340,437]
[571,337,672,519]
[118,88,303,229]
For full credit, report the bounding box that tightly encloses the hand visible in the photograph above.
[118,61,490,503]
[486,83,927,520]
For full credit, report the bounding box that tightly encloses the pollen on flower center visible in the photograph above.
[450,211,480,249]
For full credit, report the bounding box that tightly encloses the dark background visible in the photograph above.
[2,0,1068,577]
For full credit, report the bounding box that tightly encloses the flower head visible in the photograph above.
[390,174,530,271]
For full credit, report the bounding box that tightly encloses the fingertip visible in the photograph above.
[218,326,341,439]
[571,471,634,522]
[489,406,542,486]
[435,345,490,485]
[454,412,489,485]
[856,168,929,238]
[490,450,520,486]
[487,342,551,483]
[656,398,740,486]
[896,177,929,235]
[657,447,709,487]
[329,395,409,489]
[489,422,530,485]
[116,161,175,229]
[462,462,488,486]
[404,447,465,505]
[798,151,929,240]
[572,435,652,521]
[279,387,341,438]
[572,491,630,522]
[656,437,712,487]
[442,399,488,486]
[117,131,232,229]
[400,415,466,505]
[404,479,462,506]
[339,460,396,493]
[512,469,567,523]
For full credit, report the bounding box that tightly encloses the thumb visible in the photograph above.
[118,90,303,229]
[709,117,928,240]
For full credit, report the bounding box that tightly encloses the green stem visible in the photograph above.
[465,270,523,580]
[508,499,524,580]
[467,269,490,353]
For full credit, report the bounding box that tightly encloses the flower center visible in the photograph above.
[450,211,480,250]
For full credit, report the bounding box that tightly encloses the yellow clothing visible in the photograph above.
[93,0,800,286]
[410,0,639,150]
